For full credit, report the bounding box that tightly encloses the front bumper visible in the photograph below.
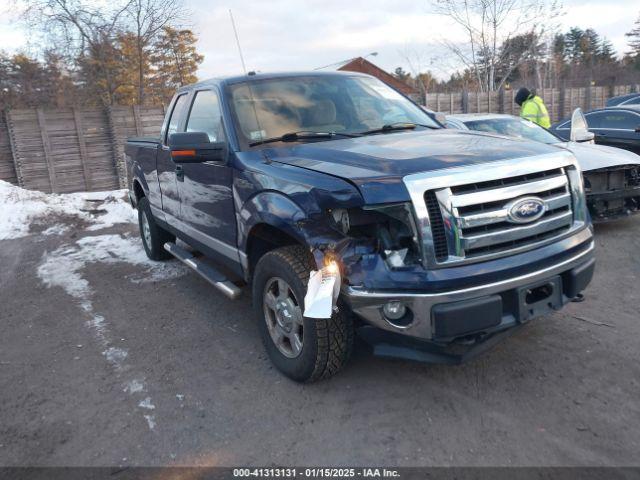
[584,166,640,222]
[344,240,595,344]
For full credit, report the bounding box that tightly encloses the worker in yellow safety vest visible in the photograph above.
[515,87,551,128]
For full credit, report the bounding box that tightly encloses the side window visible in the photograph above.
[186,90,225,142]
[584,112,604,129]
[591,111,638,129]
[608,112,640,129]
[623,96,640,106]
[166,94,188,142]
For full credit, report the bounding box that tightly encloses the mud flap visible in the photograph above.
[303,267,341,319]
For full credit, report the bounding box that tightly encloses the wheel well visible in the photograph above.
[247,224,302,276]
[133,180,145,204]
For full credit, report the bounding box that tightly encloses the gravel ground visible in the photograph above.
[1,208,639,467]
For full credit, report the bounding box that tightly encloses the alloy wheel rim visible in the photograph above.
[263,277,304,358]
[141,212,152,249]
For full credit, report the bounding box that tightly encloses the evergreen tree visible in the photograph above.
[116,32,150,105]
[581,29,601,63]
[394,67,411,83]
[564,27,585,62]
[626,13,640,70]
[76,35,126,106]
[552,33,567,62]
[149,27,203,104]
[0,53,17,108]
[9,54,51,107]
[626,13,640,55]
[598,38,616,63]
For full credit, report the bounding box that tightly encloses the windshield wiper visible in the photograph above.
[249,131,360,147]
[358,122,439,136]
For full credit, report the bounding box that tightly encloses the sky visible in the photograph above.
[0,0,638,80]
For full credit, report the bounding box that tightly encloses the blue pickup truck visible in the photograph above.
[125,71,595,382]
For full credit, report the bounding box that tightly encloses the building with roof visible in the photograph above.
[338,57,420,99]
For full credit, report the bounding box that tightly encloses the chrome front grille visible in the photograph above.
[403,153,588,268]
[447,168,573,258]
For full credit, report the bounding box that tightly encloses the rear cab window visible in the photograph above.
[164,94,189,144]
[186,90,225,142]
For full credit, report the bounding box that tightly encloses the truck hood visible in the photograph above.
[555,141,640,171]
[265,129,556,203]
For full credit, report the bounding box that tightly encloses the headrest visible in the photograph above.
[308,99,337,125]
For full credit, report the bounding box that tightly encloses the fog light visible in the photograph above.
[383,301,406,321]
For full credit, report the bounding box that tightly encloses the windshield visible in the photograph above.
[227,75,439,146]
[465,117,560,144]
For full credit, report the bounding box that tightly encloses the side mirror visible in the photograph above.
[570,108,595,143]
[168,132,226,163]
[635,126,640,133]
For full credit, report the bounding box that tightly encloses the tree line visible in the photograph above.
[396,3,640,94]
[0,0,203,109]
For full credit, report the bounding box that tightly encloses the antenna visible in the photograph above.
[228,10,266,144]
[229,10,247,75]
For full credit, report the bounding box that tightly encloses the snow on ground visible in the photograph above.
[0,180,189,432]
[42,224,70,236]
[37,234,186,299]
[0,180,137,240]
[31,215,187,433]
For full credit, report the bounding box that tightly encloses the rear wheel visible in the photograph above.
[252,245,353,382]
[137,197,175,261]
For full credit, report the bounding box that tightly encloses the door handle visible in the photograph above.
[175,164,184,182]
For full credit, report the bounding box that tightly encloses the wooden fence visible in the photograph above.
[0,114,15,185]
[0,105,165,193]
[0,84,638,194]
[425,84,640,121]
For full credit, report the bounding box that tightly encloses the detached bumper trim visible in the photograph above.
[344,241,595,341]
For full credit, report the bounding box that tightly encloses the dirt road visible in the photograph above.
[1,205,639,467]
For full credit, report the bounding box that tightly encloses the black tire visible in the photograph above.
[137,197,175,261]
[252,245,353,382]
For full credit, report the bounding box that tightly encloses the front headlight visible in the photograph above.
[329,203,421,268]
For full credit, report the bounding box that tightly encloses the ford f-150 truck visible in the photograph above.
[125,71,595,382]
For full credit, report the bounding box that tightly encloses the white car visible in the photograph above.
[446,113,640,222]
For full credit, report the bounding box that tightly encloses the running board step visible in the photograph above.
[164,242,242,300]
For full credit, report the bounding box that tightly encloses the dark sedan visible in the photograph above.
[605,93,640,107]
[551,106,640,154]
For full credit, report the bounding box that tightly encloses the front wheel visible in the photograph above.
[252,245,353,382]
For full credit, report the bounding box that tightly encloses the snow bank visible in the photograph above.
[0,180,137,240]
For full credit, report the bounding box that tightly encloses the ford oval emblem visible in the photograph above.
[506,197,546,224]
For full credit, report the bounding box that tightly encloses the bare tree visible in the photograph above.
[432,0,563,91]
[398,45,429,102]
[18,0,185,105]
[123,0,183,104]
[398,46,436,103]
[19,0,132,104]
